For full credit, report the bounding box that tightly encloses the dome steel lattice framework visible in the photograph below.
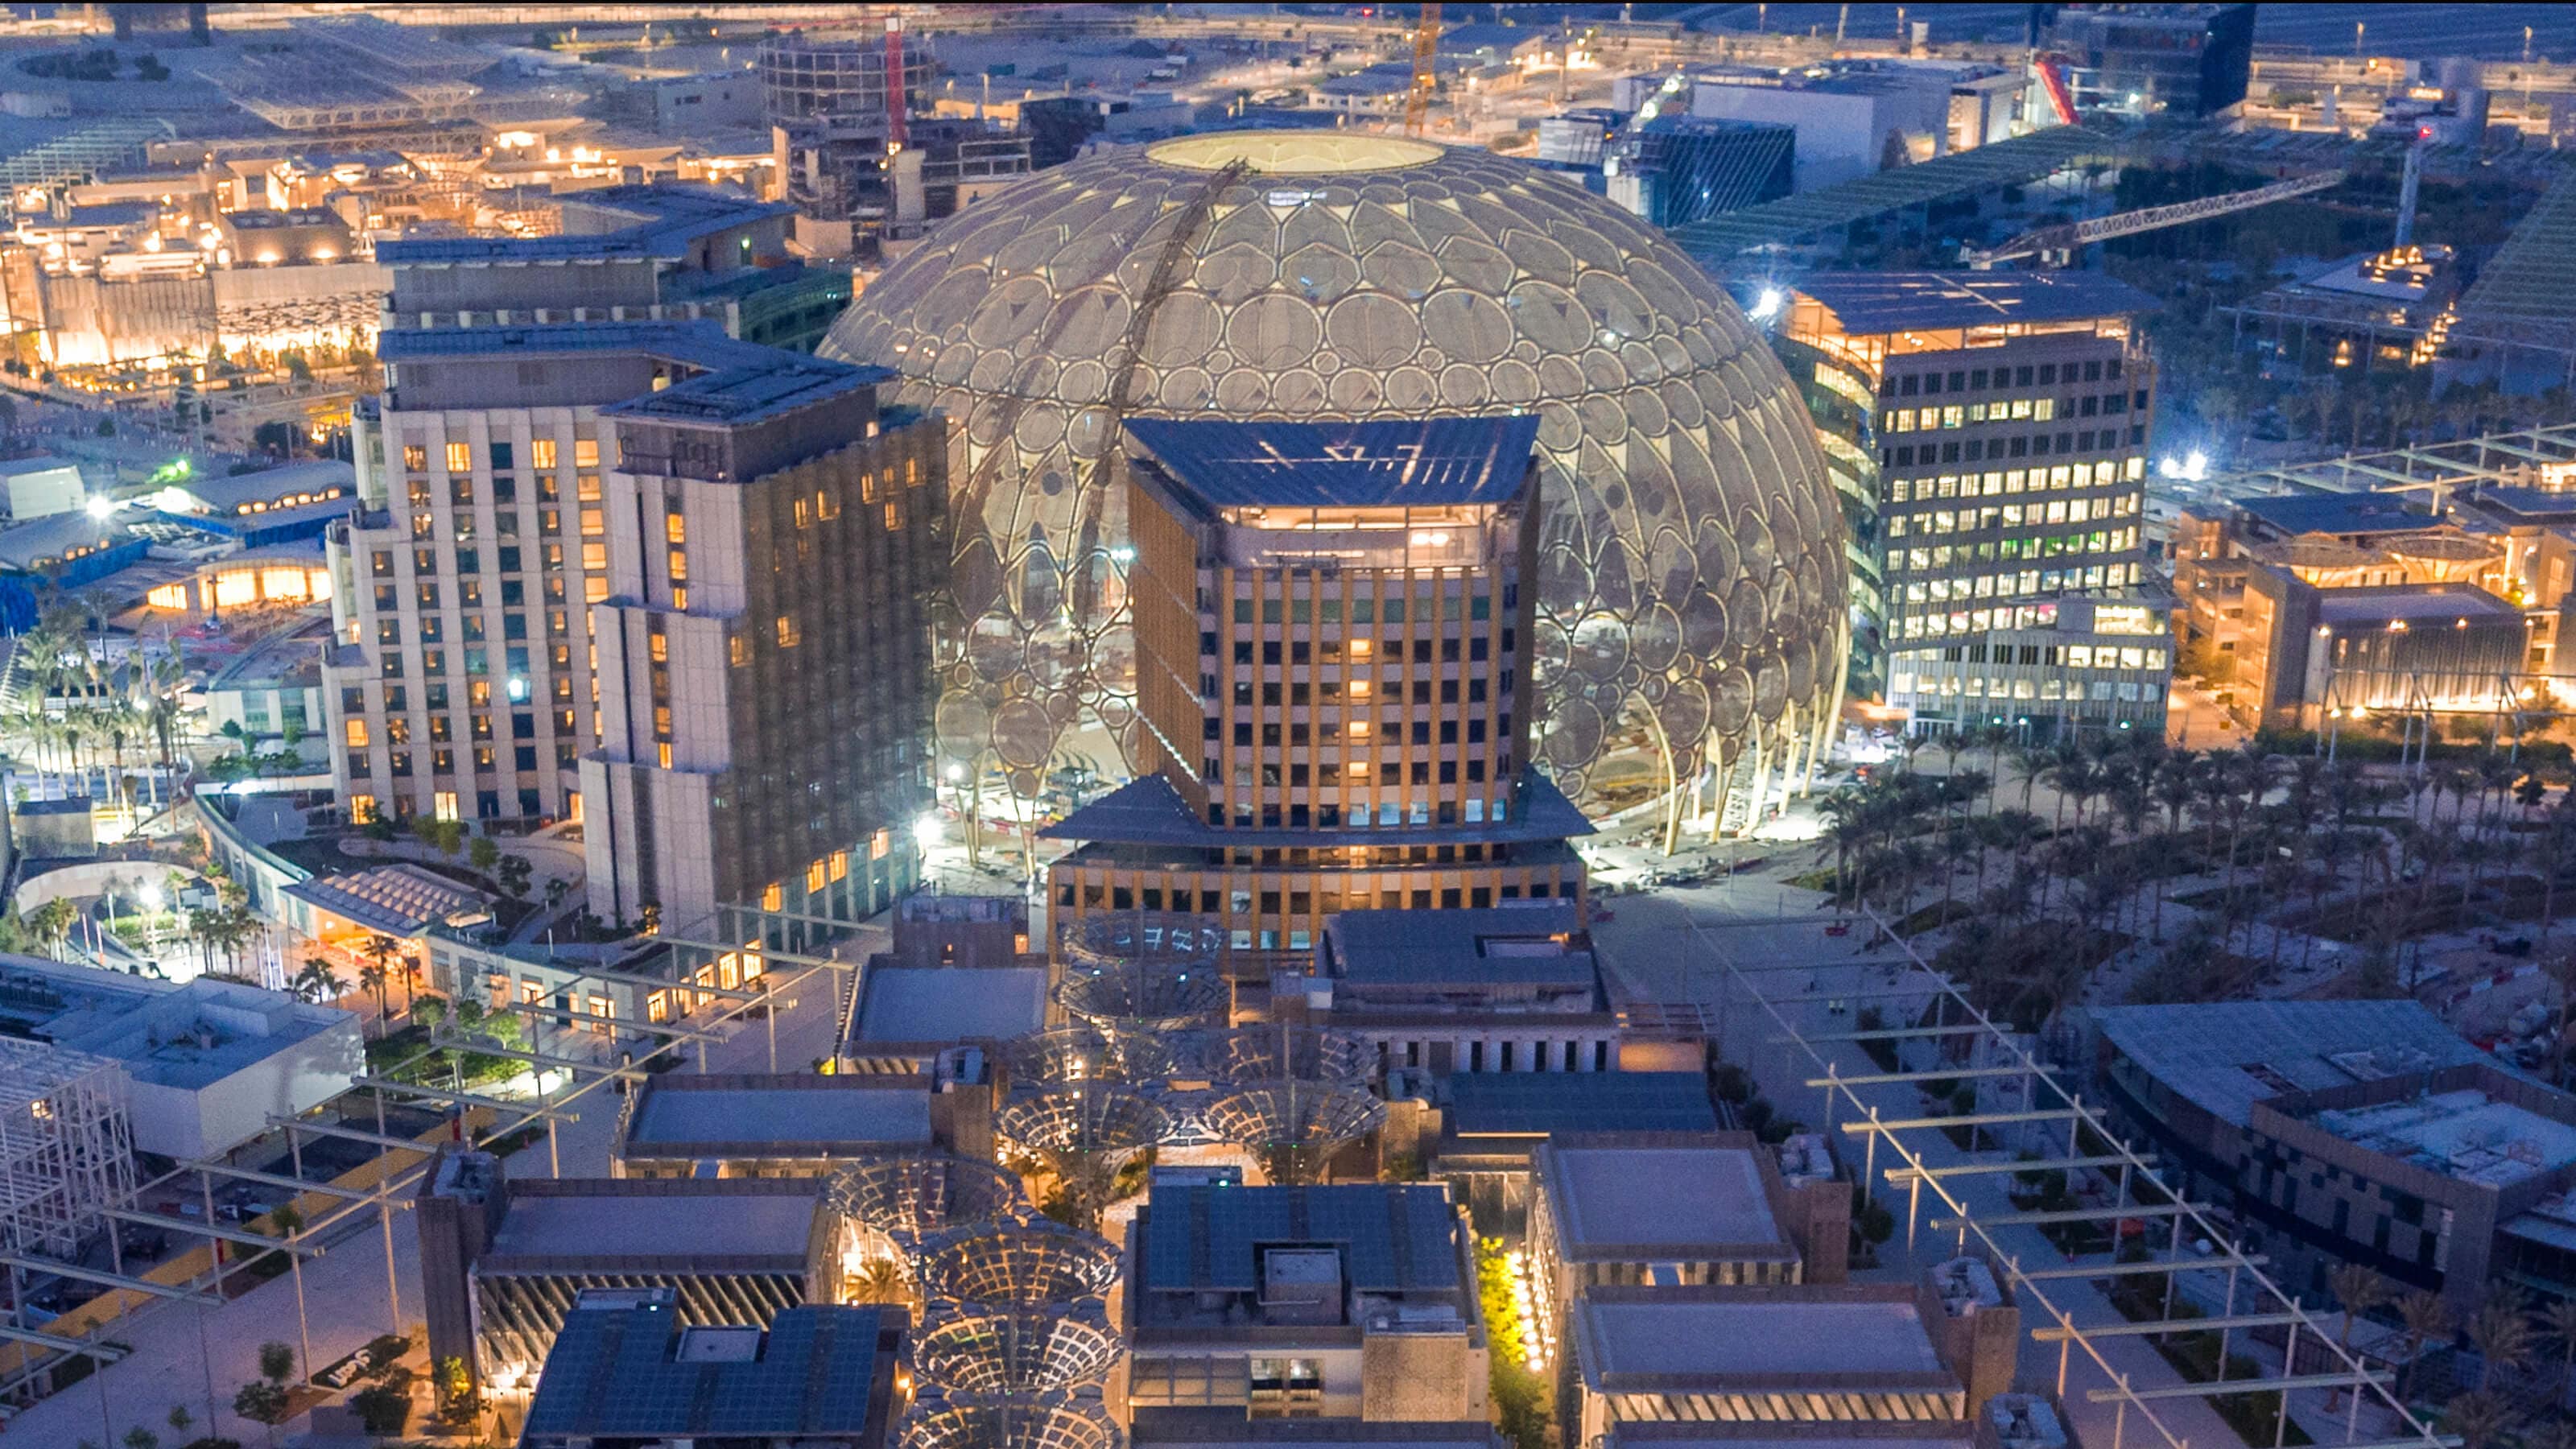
[826,1154,1030,1244]
[914,1303,1123,1398]
[919,1219,1125,1308]
[822,130,1849,815]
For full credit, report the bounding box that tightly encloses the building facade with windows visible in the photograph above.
[1885,594,2172,737]
[324,321,807,828]
[1772,271,2157,724]
[1041,416,1588,973]
[580,355,943,931]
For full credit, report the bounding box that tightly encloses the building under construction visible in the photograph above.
[0,1039,136,1264]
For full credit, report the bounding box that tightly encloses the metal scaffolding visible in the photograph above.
[0,1041,134,1263]
[1678,910,2455,1449]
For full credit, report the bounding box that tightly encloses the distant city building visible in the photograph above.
[1687,64,1952,192]
[756,27,1029,256]
[2032,3,2256,119]
[1773,271,2158,732]
[0,456,85,520]
[1041,417,1590,973]
[1604,116,1794,229]
[1885,594,2174,738]
[579,353,942,931]
[377,184,847,355]
[518,1291,904,1449]
[2073,1000,2576,1313]
[1123,1181,1488,1422]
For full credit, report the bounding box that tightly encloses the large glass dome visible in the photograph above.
[821,130,1846,813]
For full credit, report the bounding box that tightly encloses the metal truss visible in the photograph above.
[1682,908,2452,1449]
[1969,170,2347,268]
[2197,421,2576,504]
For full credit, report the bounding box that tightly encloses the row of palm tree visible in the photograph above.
[1819,726,2576,1054]
[2328,1262,2576,1445]
[5,592,195,815]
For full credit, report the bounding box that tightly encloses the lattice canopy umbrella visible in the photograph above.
[913,1302,1122,1398]
[901,1392,1124,1449]
[993,1083,1175,1230]
[1199,1080,1388,1186]
[1055,912,1228,1035]
[919,1218,1124,1310]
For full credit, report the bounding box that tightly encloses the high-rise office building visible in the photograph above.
[1770,272,2162,733]
[2032,4,2256,121]
[329,322,794,828]
[1042,416,1590,972]
[581,357,943,931]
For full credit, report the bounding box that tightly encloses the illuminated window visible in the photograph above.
[574,438,599,469]
[657,741,673,768]
[807,860,827,894]
[581,543,607,571]
[861,472,877,504]
[667,549,687,581]
[665,513,687,544]
[815,489,840,520]
[762,882,783,911]
[871,828,890,860]
[647,992,670,1023]
[434,791,460,822]
[349,795,377,824]
[586,995,611,1034]
[829,848,849,881]
[794,497,811,528]
[577,473,601,502]
[445,442,471,474]
[585,576,609,604]
[649,632,668,664]
[775,615,800,648]
[729,634,750,667]
[580,507,605,536]
[884,502,901,530]
[402,444,427,472]
[344,719,370,748]
[530,438,557,470]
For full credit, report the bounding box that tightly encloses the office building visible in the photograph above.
[377,183,848,354]
[2033,4,2256,120]
[1041,417,1589,973]
[578,349,943,931]
[1604,117,1795,229]
[1773,271,2157,716]
[519,1291,904,1449]
[2075,1000,2576,1312]
[1123,1182,1488,1422]
[1885,594,2174,737]
[328,321,791,828]
[2171,489,2553,732]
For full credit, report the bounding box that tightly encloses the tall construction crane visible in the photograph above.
[1965,169,2347,269]
[1405,2,1441,138]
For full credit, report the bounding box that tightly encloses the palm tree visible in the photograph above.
[291,957,341,1005]
[361,934,407,1016]
[356,955,390,1039]
[2441,1389,2520,1449]
[2396,1289,2454,1403]
[2325,1264,2388,1412]
[2466,1290,2535,1391]
[2541,1294,2576,1412]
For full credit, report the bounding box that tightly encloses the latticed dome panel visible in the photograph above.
[1055,914,1228,1033]
[822,130,1848,810]
[827,1154,1029,1243]
[1002,1025,1178,1088]
[914,1304,1123,1397]
[1199,1082,1388,1151]
[920,1220,1124,1308]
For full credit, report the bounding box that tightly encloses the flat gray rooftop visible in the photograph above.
[1542,1140,1787,1260]
[854,966,1047,1044]
[2083,1000,2499,1129]
[1575,1290,1950,1388]
[625,1080,931,1154]
[485,1183,820,1267]
[1608,1428,1974,1449]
